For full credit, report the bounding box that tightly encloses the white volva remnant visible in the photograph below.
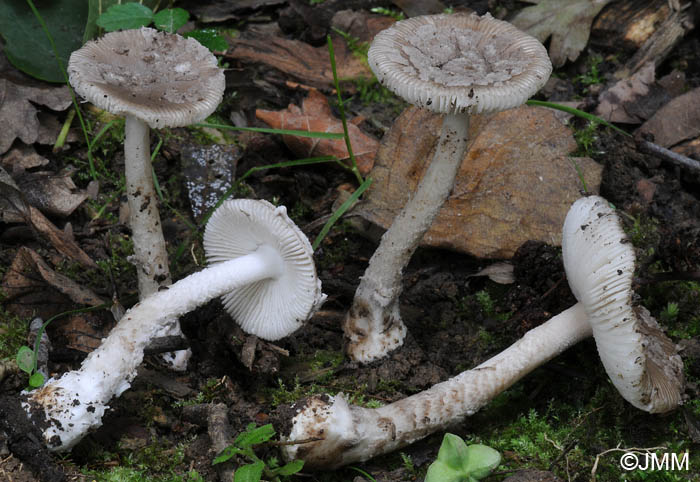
[345,13,552,363]
[68,27,226,369]
[23,200,325,451]
[284,195,683,469]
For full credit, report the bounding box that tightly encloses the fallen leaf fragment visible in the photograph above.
[29,205,97,268]
[357,105,603,258]
[511,0,613,67]
[1,144,49,171]
[256,89,378,175]
[595,62,659,124]
[0,78,72,154]
[638,86,700,148]
[15,169,88,217]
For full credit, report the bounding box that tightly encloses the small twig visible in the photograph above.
[638,139,700,172]
[267,437,323,446]
[591,445,667,480]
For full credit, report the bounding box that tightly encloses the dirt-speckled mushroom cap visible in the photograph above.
[562,195,684,413]
[203,199,326,341]
[68,27,225,128]
[368,13,551,115]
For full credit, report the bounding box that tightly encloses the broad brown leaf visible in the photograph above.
[357,105,603,258]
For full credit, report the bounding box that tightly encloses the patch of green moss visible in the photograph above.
[81,437,204,482]
[0,306,30,360]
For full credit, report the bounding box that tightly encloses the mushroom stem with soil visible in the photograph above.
[68,27,226,369]
[22,199,325,451]
[344,13,552,363]
[283,195,683,469]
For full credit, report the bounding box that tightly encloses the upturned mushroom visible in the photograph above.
[282,195,683,469]
[68,27,226,368]
[21,199,325,451]
[345,13,552,363]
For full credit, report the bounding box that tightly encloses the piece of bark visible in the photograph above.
[356,105,603,259]
[618,4,694,78]
[591,0,672,51]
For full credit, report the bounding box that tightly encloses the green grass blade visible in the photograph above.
[195,122,345,139]
[313,176,372,250]
[526,99,632,137]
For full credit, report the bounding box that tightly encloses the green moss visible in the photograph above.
[0,307,30,360]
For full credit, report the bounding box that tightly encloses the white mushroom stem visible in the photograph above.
[124,114,171,295]
[344,113,470,363]
[124,115,190,369]
[288,303,590,469]
[23,244,285,451]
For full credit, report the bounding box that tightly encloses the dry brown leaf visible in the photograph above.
[28,205,97,268]
[357,105,603,259]
[638,86,700,148]
[511,0,613,67]
[1,144,49,171]
[595,62,658,124]
[256,89,378,175]
[0,78,72,154]
[15,169,88,217]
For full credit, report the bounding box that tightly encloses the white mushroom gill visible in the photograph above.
[22,200,325,451]
[345,13,552,363]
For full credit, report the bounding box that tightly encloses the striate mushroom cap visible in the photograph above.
[367,13,552,115]
[68,27,225,129]
[204,199,326,341]
[562,195,684,413]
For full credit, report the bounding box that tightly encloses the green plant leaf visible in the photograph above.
[274,459,304,476]
[425,434,501,482]
[212,446,244,465]
[84,0,160,42]
[96,3,153,32]
[233,461,264,482]
[463,444,501,479]
[153,7,189,33]
[28,372,45,388]
[184,28,228,52]
[0,0,89,82]
[16,346,34,374]
[233,424,275,448]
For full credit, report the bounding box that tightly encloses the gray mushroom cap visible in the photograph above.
[562,195,684,413]
[68,27,225,128]
[203,199,326,341]
[367,13,552,115]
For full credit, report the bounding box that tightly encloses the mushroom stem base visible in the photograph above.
[344,113,469,363]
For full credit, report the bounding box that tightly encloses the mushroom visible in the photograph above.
[22,199,326,451]
[345,13,552,363]
[282,195,683,469]
[68,27,226,368]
